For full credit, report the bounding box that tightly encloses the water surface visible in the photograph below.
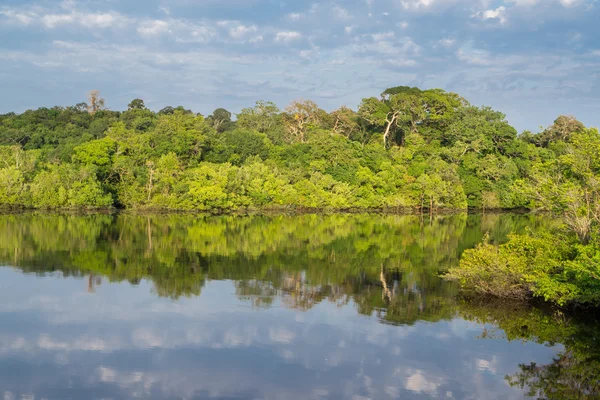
[0,213,597,399]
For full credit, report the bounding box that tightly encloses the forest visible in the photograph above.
[0,86,594,212]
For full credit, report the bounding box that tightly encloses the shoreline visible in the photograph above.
[0,205,537,216]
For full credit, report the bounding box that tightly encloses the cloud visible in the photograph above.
[3,8,130,29]
[286,12,305,21]
[0,0,598,132]
[332,5,352,20]
[229,24,258,39]
[399,0,442,10]
[0,9,35,25]
[473,6,508,24]
[275,31,302,42]
[456,45,493,65]
[405,369,443,395]
[506,0,585,7]
[137,20,170,37]
[436,38,456,47]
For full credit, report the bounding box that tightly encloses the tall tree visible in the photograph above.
[128,99,146,110]
[283,99,328,143]
[208,108,233,132]
[237,101,281,133]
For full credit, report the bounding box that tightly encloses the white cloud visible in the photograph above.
[506,0,583,7]
[41,13,74,28]
[1,5,128,30]
[405,370,443,395]
[137,20,170,37]
[473,6,508,24]
[79,13,121,28]
[286,12,304,21]
[42,11,126,29]
[437,38,456,47]
[32,61,64,68]
[558,0,582,6]
[275,31,302,42]
[387,59,418,67]
[457,47,492,65]
[399,0,438,10]
[136,19,217,44]
[506,0,541,6]
[228,24,258,39]
[356,33,421,58]
[333,5,352,20]
[397,0,479,11]
[475,357,498,374]
[0,9,35,25]
[372,31,395,41]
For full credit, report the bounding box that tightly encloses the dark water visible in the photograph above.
[0,213,598,400]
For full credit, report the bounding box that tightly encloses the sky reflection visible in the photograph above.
[0,268,558,400]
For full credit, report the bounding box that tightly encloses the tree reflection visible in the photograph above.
[460,299,600,399]
[0,212,544,315]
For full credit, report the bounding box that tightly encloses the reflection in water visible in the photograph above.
[0,212,596,399]
[460,299,600,399]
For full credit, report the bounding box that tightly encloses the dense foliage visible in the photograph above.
[2,87,590,211]
[446,127,600,307]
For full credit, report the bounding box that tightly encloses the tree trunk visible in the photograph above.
[383,111,399,148]
[430,197,433,217]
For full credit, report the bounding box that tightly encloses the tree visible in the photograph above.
[87,90,106,114]
[203,128,270,165]
[159,106,174,115]
[360,86,466,148]
[0,167,28,206]
[537,115,585,147]
[283,99,327,143]
[331,106,361,139]
[358,93,424,147]
[237,101,281,134]
[360,87,423,147]
[523,128,600,243]
[358,97,398,148]
[208,108,233,132]
[128,99,146,110]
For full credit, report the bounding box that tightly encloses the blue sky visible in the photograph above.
[0,0,598,132]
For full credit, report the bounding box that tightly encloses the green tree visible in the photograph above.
[128,98,146,110]
[207,108,233,132]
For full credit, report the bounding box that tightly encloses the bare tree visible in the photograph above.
[87,90,106,114]
[284,99,323,143]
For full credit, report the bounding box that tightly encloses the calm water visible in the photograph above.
[0,213,598,400]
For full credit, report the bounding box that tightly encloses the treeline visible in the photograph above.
[0,87,594,211]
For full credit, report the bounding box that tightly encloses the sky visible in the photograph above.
[0,0,599,132]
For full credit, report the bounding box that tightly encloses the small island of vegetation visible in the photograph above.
[1,86,598,308]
